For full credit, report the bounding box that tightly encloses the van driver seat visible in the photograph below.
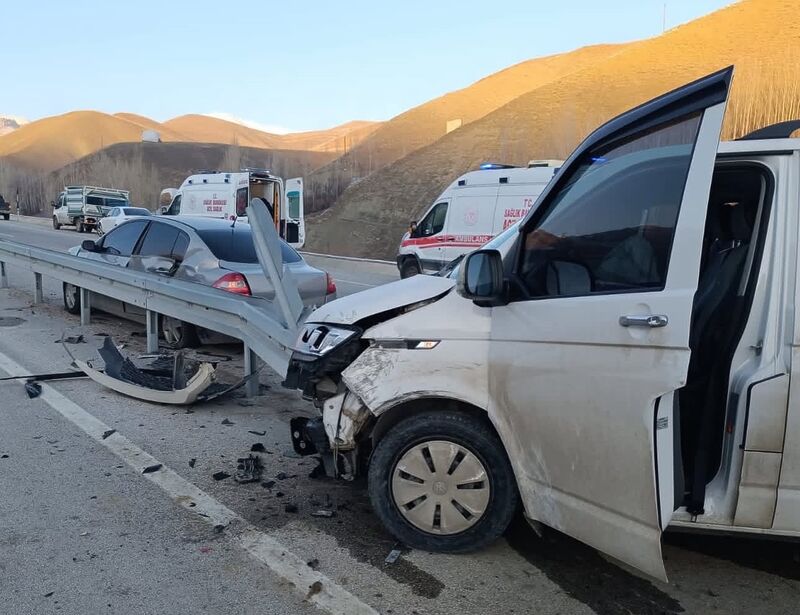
[681,200,752,513]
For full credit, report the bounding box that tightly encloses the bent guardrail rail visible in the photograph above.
[0,237,303,383]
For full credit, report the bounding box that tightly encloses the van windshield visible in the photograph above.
[196,227,302,264]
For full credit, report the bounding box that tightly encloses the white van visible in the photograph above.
[396,162,561,277]
[283,67,800,581]
[162,169,305,248]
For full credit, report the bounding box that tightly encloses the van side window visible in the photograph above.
[236,188,248,217]
[415,202,448,237]
[517,112,701,298]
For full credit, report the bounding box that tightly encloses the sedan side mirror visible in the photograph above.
[81,239,99,252]
[457,249,507,306]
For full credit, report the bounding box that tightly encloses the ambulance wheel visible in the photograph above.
[400,260,421,278]
[368,410,519,553]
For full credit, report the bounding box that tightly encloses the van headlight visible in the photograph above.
[294,323,358,357]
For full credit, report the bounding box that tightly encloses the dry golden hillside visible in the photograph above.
[307,0,800,259]
[302,43,627,212]
[280,120,382,153]
[162,114,286,149]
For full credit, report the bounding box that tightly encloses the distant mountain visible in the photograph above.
[305,0,800,259]
[0,110,380,172]
[0,115,28,137]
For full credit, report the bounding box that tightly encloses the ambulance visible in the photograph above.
[162,169,305,248]
[396,161,562,277]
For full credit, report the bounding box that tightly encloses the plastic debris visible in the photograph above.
[142,464,162,474]
[250,443,266,452]
[248,430,266,436]
[311,510,335,518]
[212,471,231,481]
[101,429,116,440]
[235,455,263,483]
[385,548,402,565]
[24,381,42,398]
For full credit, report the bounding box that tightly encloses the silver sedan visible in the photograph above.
[63,216,337,348]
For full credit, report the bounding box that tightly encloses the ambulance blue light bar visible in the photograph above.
[479,162,516,170]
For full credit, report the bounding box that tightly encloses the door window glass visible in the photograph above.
[137,222,181,258]
[100,220,149,256]
[168,195,181,215]
[108,208,119,217]
[172,232,190,261]
[518,113,701,298]
[236,188,248,217]
[416,202,448,237]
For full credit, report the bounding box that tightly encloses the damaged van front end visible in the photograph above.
[282,274,481,479]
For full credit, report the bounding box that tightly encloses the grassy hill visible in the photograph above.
[306,0,800,259]
[301,43,626,214]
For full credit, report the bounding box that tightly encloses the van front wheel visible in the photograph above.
[400,259,421,278]
[368,410,519,553]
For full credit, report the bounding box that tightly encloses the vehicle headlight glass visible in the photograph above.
[294,323,358,356]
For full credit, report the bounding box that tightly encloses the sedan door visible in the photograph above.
[487,67,732,581]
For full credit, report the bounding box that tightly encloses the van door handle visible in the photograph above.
[619,314,669,328]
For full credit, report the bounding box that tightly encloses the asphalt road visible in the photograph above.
[2,218,800,614]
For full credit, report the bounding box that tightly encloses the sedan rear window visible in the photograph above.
[196,228,301,264]
[123,207,151,216]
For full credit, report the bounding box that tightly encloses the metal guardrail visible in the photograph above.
[0,201,305,390]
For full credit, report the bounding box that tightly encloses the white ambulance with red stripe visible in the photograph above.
[396,161,562,277]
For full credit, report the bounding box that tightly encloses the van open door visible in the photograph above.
[487,67,733,580]
[284,178,305,249]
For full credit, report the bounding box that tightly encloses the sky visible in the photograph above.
[2,0,735,133]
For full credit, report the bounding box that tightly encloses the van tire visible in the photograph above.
[400,259,421,278]
[63,283,81,315]
[368,410,519,553]
[53,216,61,230]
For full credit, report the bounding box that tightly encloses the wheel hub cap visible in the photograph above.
[391,440,490,535]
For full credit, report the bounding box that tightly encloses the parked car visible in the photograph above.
[283,67,800,581]
[0,193,10,220]
[97,206,151,235]
[63,216,336,348]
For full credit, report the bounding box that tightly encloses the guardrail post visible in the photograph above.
[80,288,91,326]
[34,272,43,303]
[0,262,7,289]
[243,343,259,398]
[145,310,159,353]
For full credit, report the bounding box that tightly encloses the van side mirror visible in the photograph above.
[81,239,99,252]
[457,249,507,306]
[50,200,56,208]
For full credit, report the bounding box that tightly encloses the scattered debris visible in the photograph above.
[250,443,266,453]
[306,581,323,600]
[79,531,89,537]
[0,370,86,383]
[24,381,42,399]
[221,418,234,426]
[196,351,233,362]
[75,337,216,405]
[59,334,85,344]
[235,455,263,483]
[0,317,25,327]
[306,558,320,570]
[43,591,54,598]
[214,524,225,533]
[0,454,8,459]
[284,503,299,514]
[261,480,276,489]
[101,429,116,440]
[308,460,327,479]
[142,464,162,474]
[275,491,285,497]
[275,472,288,480]
[188,458,196,468]
[212,471,231,481]
[385,548,402,565]
[311,510,335,518]
[248,430,266,436]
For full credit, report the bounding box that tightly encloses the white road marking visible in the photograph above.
[0,350,378,615]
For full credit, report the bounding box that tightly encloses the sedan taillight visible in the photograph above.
[325,272,337,295]
[213,272,251,296]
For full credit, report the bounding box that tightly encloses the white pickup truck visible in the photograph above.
[52,186,130,233]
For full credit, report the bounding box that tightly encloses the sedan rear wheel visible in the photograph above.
[368,410,519,552]
[63,283,81,315]
[161,316,199,349]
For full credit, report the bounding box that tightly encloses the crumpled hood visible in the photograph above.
[305,275,455,325]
